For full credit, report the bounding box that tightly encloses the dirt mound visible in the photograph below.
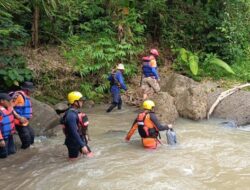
[20,46,80,102]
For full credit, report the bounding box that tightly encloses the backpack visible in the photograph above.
[60,109,88,136]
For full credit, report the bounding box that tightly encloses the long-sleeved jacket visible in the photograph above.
[108,70,127,93]
[64,108,86,148]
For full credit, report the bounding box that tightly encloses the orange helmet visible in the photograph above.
[150,49,159,56]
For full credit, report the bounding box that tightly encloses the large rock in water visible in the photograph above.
[175,85,208,120]
[161,73,208,120]
[207,90,250,126]
[160,73,198,97]
[30,98,59,136]
[153,92,179,124]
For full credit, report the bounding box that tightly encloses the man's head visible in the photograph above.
[67,91,84,108]
[142,100,155,111]
[0,93,12,107]
[116,63,125,73]
[150,49,159,57]
[21,81,34,95]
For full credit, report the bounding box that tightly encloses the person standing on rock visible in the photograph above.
[62,91,92,160]
[11,82,35,149]
[125,100,172,149]
[141,49,161,100]
[106,63,127,112]
[0,93,16,158]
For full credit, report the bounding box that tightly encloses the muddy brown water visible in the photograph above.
[0,105,250,190]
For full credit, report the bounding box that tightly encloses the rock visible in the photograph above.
[161,73,208,120]
[30,98,60,136]
[219,120,238,128]
[153,92,179,124]
[54,101,68,114]
[175,84,208,120]
[207,90,250,126]
[160,73,198,96]
[84,100,95,108]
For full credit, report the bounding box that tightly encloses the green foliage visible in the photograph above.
[230,60,250,82]
[0,0,250,100]
[161,0,250,64]
[64,34,143,100]
[216,1,250,62]
[0,55,32,89]
[173,48,199,76]
[206,57,235,75]
[0,1,28,49]
[0,68,32,87]
[173,48,235,79]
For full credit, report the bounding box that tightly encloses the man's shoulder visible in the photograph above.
[148,111,156,118]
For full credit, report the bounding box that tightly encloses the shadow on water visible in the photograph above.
[0,104,250,190]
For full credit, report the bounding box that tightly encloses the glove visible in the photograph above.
[125,136,130,142]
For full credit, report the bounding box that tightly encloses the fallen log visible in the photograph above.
[207,83,250,119]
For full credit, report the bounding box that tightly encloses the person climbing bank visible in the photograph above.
[11,82,35,149]
[106,63,127,112]
[62,91,92,160]
[125,100,172,149]
[141,49,161,100]
[0,93,16,158]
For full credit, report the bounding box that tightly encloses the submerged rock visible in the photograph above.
[219,120,238,128]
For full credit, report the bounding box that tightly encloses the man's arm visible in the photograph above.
[125,119,138,141]
[151,67,159,80]
[117,72,127,90]
[149,112,170,131]
[0,114,5,147]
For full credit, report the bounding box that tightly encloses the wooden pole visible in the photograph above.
[207,83,250,119]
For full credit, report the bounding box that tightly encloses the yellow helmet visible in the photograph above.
[67,91,83,104]
[142,100,155,110]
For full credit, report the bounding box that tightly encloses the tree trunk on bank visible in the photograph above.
[31,6,39,49]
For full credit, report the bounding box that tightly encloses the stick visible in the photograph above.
[207,83,250,119]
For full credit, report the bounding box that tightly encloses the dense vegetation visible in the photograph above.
[0,0,250,100]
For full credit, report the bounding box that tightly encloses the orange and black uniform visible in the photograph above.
[126,111,170,149]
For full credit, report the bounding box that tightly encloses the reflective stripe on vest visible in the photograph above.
[13,91,32,119]
[0,106,15,139]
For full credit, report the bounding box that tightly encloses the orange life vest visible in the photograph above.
[136,112,160,149]
[137,112,159,138]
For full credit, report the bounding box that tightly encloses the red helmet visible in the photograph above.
[150,49,159,56]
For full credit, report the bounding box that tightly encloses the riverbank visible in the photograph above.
[20,46,248,105]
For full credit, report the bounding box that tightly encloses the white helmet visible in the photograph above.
[117,63,125,70]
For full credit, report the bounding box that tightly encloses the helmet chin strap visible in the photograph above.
[72,100,80,108]
[76,100,80,108]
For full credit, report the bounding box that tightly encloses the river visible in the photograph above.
[0,104,250,190]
